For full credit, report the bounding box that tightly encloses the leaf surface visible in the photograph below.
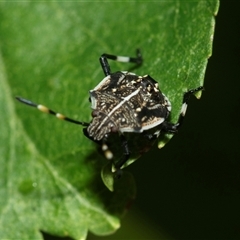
[0,1,219,239]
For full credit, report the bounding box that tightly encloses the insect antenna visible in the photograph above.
[16,96,89,126]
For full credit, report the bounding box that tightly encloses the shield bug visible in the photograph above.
[16,49,203,179]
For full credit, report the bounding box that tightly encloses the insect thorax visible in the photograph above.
[87,71,171,141]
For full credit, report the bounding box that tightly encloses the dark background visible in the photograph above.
[44,1,240,239]
[130,1,240,239]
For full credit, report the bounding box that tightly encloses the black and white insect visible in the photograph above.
[16,49,203,177]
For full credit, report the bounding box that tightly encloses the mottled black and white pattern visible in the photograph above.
[88,71,171,141]
[16,49,203,178]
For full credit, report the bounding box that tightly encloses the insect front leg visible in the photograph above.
[99,49,143,76]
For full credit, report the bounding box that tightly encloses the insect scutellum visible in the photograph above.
[16,49,203,178]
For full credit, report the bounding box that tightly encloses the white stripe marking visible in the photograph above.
[116,56,130,62]
[38,105,49,113]
[56,113,65,119]
[181,102,188,116]
[105,150,113,160]
[97,88,140,132]
[102,144,108,151]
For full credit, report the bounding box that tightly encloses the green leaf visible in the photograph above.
[101,163,115,192]
[0,1,219,240]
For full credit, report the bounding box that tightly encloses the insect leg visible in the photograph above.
[16,96,89,126]
[113,134,130,178]
[162,86,204,133]
[101,142,114,161]
[99,49,143,76]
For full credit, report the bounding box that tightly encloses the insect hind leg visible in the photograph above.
[99,134,130,178]
[112,134,130,178]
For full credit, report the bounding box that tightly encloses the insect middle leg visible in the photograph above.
[162,86,204,133]
[99,49,143,76]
